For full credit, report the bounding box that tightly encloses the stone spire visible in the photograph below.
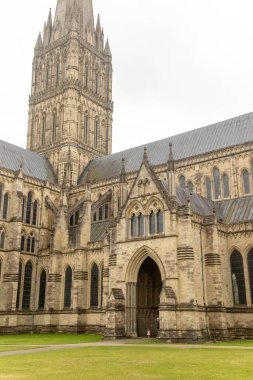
[52,0,96,44]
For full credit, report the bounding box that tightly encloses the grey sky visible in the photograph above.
[1,0,253,154]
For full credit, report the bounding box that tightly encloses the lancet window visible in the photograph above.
[16,261,22,309]
[22,261,33,310]
[187,181,194,193]
[206,178,212,200]
[23,192,38,226]
[230,250,246,305]
[223,174,230,198]
[38,270,47,310]
[0,229,5,249]
[93,204,110,222]
[179,175,186,189]
[243,170,251,195]
[213,168,221,199]
[84,112,89,143]
[149,210,164,235]
[64,266,72,308]
[131,213,144,237]
[52,109,57,142]
[90,263,99,308]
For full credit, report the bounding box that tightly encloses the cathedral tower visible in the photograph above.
[27,0,113,185]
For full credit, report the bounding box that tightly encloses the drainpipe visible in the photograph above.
[199,226,212,340]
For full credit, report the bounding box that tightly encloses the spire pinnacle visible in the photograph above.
[167,142,175,171]
[104,39,112,57]
[35,32,43,51]
[120,158,127,183]
[96,14,102,33]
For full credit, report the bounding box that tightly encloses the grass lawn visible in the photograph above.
[0,347,253,380]
[129,339,253,347]
[0,346,44,352]
[0,334,102,346]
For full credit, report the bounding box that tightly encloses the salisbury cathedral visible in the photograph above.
[0,0,253,341]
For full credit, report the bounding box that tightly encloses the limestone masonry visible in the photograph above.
[0,0,253,341]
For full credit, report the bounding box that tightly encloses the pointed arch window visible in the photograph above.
[223,174,230,198]
[247,249,253,304]
[0,183,2,212]
[138,214,145,236]
[213,168,221,199]
[0,229,5,249]
[187,181,194,193]
[84,112,89,143]
[38,270,47,310]
[45,66,50,89]
[2,193,9,220]
[56,62,60,85]
[179,175,186,189]
[52,110,57,142]
[42,113,46,146]
[64,267,72,308]
[94,117,99,148]
[149,211,156,234]
[90,263,99,307]
[0,258,2,280]
[16,261,22,310]
[157,210,164,233]
[84,65,89,88]
[26,192,32,224]
[206,178,212,200]
[243,170,250,195]
[95,72,99,95]
[22,261,33,310]
[21,235,25,252]
[131,215,138,237]
[32,201,38,226]
[230,251,246,305]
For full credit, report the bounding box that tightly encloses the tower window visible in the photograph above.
[95,72,99,95]
[52,110,57,142]
[84,112,89,143]
[42,113,46,146]
[94,117,99,148]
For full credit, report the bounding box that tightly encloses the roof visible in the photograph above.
[78,111,253,184]
[216,196,253,224]
[90,221,112,242]
[0,140,57,184]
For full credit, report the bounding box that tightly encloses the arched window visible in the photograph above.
[94,117,99,148]
[206,178,212,200]
[0,183,2,212]
[0,258,2,280]
[223,174,230,198]
[0,230,5,249]
[230,251,246,305]
[131,214,138,237]
[138,214,144,236]
[243,170,250,194]
[84,112,89,143]
[248,249,253,304]
[21,235,25,252]
[26,192,32,224]
[95,72,99,95]
[46,67,50,88]
[32,201,38,226]
[64,267,72,308]
[179,175,186,189]
[149,211,156,234]
[27,237,31,253]
[16,261,22,309]
[38,270,47,310]
[22,261,33,310]
[157,210,164,233]
[31,237,36,254]
[90,263,99,307]
[101,265,104,307]
[84,65,89,88]
[52,110,57,142]
[187,181,194,193]
[42,113,46,146]
[56,62,60,85]
[2,193,8,220]
[213,168,221,199]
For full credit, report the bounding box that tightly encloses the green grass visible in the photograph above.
[0,346,253,380]
[0,334,102,346]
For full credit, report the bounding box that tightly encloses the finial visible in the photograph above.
[143,147,148,162]
[168,142,175,171]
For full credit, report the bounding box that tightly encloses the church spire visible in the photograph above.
[52,0,95,45]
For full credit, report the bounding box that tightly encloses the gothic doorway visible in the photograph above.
[136,257,162,337]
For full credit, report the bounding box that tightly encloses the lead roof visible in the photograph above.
[78,111,253,184]
[0,140,57,184]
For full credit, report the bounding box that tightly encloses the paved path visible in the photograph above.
[1,341,253,357]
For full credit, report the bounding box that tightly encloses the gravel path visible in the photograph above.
[1,341,253,357]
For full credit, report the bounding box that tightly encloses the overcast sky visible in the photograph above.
[1,0,253,153]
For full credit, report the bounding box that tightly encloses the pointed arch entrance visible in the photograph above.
[125,246,165,337]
